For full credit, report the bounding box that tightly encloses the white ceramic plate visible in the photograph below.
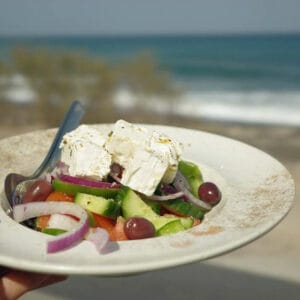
[0,124,295,276]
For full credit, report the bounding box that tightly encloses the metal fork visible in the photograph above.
[3,100,86,214]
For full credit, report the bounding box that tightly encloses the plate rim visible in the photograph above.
[0,123,295,275]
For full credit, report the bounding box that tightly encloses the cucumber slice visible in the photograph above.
[142,198,161,215]
[162,198,205,220]
[87,210,96,227]
[118,187,157,220]
[151,215,193,230]
[177,217,194,229]
[52,179,119,198]
[178,160,203,197]
[157,213,194,229]
[74,193,120,219]
[157,220,186,236]
[119,187,193,232]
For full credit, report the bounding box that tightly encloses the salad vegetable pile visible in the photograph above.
[12,120,221,254]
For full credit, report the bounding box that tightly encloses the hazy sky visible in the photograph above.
[0,0,300,36]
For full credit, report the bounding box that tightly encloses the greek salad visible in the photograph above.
[12,120,221,254]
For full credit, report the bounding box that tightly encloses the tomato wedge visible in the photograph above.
[35,192,75,230]
[46,191,74,202]
[92,214,128,241]
[192,217,201,226]
[35,215,51,231]
[92,213,115,238]
[110,217,128,241]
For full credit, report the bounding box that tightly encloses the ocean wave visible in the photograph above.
[114,89,300,127]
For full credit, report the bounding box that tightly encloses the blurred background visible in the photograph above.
[1,1,300,136]
[0,1,299,299]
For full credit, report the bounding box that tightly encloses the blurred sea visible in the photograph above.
[1,33,300,126]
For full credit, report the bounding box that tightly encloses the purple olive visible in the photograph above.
[22,180,53,203]
[124,217,155,240]
[198,182,221,205]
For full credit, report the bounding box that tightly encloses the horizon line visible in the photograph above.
[1,30,300,39]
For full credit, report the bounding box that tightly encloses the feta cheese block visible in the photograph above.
[60,125,112,180]
[106,120,182,196]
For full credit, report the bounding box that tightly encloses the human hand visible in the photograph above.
[0,267,67,300]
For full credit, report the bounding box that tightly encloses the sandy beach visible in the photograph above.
[0,117,299,300]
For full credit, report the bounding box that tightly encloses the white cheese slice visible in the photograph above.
[60,125,111,180]
[149,130,182,183]
[106,120,182,196]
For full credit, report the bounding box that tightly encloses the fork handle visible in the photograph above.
[32,100,86,178]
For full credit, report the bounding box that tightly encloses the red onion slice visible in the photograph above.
[13,201,89,253]
[85,227,109,253]
[59,174,121,189]
[109,172,122,184]
[173,172,212,211]
[147,191,185,201]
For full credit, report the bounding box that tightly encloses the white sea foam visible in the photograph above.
[113,89,300,127]
[0,74,36,104]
